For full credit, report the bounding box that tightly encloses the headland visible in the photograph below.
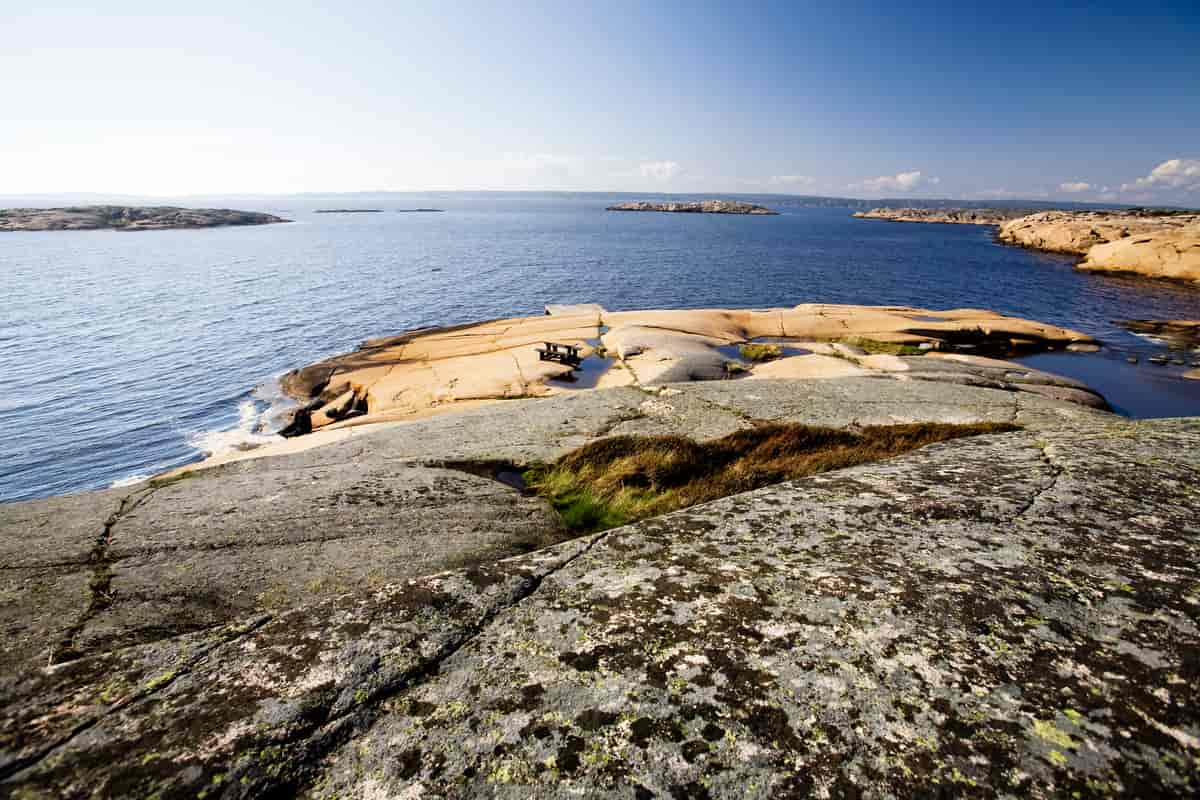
[856,207,1200,283]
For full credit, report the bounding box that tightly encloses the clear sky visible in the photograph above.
[4,1,1198,202]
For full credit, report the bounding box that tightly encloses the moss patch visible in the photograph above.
[525,421,1018,532]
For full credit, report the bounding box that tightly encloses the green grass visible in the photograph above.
[739,343,783,362]
[525,421,1018,533]
[843,337,929,356]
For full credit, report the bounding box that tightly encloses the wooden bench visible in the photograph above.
[536,341,583,368]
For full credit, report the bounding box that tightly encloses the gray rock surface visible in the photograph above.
[2,379,1197,797]
[0,206,288,231]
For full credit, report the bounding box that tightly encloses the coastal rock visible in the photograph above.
[998,210,1200,282]
[1120,319,1200,348]
[545,303,605,318]
[0,206,288,232]
[853,207,1030,225]
[1081,230,1200,281]
[2,384,1198,797]
[858,207,1200,283]
[270,306,1098,439]
[606,200,778,215]
[0,378,1105,675]
[744,353,868,379]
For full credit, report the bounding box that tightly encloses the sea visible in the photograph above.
[3,192,1199,503]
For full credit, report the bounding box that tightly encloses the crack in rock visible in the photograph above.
[47,485,160,666]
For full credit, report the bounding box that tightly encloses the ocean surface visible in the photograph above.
[3,193,1199,503]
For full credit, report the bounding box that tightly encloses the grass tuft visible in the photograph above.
[739,343,784,362]
[844,337,928,356]
[526,421,1017,532]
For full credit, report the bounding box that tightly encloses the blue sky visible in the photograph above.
[4,1,1198,202]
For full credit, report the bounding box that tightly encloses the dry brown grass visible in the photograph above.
[525,421,1017,531]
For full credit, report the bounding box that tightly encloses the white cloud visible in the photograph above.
[1059,181,1091,193]
[852,170,939,194]
[639,160,682,181]
[1120,158,1200,193]
[765,174,815,187]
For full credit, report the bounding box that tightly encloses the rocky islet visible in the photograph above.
[0,205,288,231]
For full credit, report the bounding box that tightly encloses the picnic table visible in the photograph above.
[536,341,583,368]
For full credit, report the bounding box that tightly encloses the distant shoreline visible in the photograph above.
[0,205,288,232]
[607,200,777,215]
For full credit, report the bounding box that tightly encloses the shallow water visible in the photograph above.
[2,193,1199,502]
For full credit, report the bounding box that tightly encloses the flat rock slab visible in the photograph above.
[2,413,1198,797]
[0,380,1112,681]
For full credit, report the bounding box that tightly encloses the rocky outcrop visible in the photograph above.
[856,207,1200,283]
[998,210,1200,282]
[853,207,1030,225]
[0,206,288,231]
[607,200,778,215]
[2,376,1198,797]
[267,304,1098,446]
[1120,319,1200,349]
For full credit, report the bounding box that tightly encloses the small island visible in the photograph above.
[0,205,289,232]
[607,199,778,215]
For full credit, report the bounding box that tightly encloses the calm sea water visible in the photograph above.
[3,193,1199,502]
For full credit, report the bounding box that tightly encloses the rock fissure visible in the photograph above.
[1012,438,1065,520]
[48,485,160,665]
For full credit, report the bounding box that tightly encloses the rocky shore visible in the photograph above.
[3,364,1199,796]
[1121,319,1200,349]
[999,210,1200,282]
[0,206,288,232]
[269,304,1101,446]
[853,207,1030,225]
[607,200,778,214]
[857,206,1200,283]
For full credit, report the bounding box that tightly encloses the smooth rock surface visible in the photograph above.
[273,305,1098,441]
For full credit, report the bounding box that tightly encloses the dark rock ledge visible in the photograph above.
[1,380,1198,798]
